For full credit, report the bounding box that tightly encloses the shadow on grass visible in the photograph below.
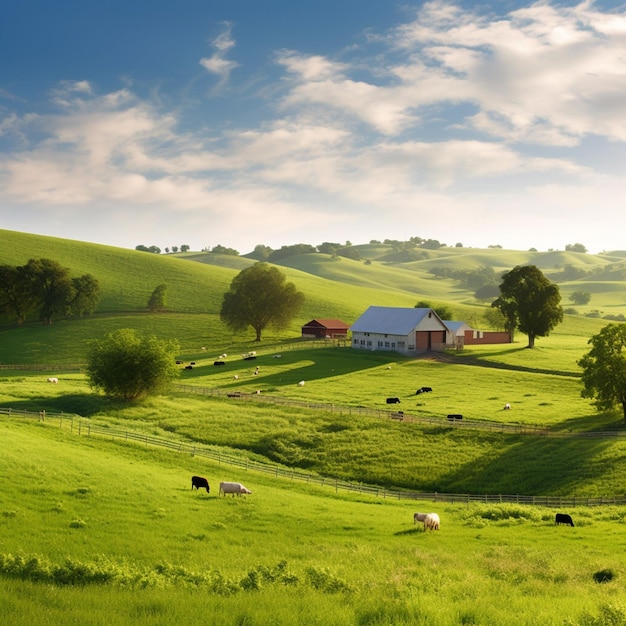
[394,527,426,537]
[1,393,128,417]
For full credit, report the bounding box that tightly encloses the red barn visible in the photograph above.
[301,319,350,339]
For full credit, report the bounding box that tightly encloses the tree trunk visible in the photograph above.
[527,333,535,348]
[255,327,262,342]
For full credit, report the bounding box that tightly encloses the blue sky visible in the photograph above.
[2,1,626,254]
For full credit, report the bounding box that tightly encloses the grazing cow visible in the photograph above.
[555,513,574,527]
[47,377,59,384]
[219,482,252,497]
[447,414,463,421]
[185,365,193,370]
[273,354,282,359]
[298,381,305,387]
[424,513,440,531]
[176,360,183,365]
[190,362,196,366]
[213,361,225,366]
[503,403,511,410]
[386,397,401,404]
[233,375,239,380]
[191,476,210,492]
[414,512,427,525]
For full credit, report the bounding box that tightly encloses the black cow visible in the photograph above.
[555,513,574,527]
[386,397,401,404]
[185,365,193,370]
[213,361,225,366]
[191,476,210,492]
[447,414,463,421]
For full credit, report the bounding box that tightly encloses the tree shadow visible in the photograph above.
[1,393,124,417]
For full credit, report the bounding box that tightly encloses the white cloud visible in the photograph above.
[199,22,240,90]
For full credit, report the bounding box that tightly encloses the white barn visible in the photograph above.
[350,306,450,354]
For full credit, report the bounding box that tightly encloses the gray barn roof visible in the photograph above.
[350,306,439,335]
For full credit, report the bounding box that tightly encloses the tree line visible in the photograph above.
[0,258,101,325]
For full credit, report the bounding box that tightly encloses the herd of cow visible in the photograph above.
[412,511,575,531]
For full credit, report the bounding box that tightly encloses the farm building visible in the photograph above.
[350,306,448,354]
[301,319,350,339]
[351,307,512,354]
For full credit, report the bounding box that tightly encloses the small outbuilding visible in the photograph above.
[301,319,350,339]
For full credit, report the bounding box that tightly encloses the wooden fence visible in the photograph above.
[2,406,626,507]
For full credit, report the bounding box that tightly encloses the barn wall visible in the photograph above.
[464,331,511,345]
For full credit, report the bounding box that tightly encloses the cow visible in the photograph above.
[413,512,427,525]
[416,387,433,394]
[386,397,400,404]
[213,361,225,366]
[47,377,59,384]
[555,513,574,527]
[191,476,210,493]
[447,414,463,421]
[424,513,440,531]
[503,403,511,410]
[185,365,193,370]
[219,482,252,497]
[298,380,305,387]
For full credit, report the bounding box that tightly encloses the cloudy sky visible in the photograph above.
[2,0,626,254]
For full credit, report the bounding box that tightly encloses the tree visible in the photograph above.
[86,329,180,400]
[578,324,626,421]
[70,274,101,316]
[147,284,168,312]
[220,263,305,341]
[24,258,76,324]
[566,243,587,253]
[570,291,591,305]
[415,301,452,321]
[491,265,563,348]
[0,264,35,324]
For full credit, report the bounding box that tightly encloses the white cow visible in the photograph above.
[423,513,440,531]
[219,482,252,497]
[47,377,58,384]
[297,381,305,387]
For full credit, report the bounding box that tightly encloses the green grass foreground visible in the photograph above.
[1,419,626,626]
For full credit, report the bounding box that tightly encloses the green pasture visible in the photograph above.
[1,419,626,626]
[3,229,626,624]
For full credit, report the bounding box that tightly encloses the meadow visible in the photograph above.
[2,229,626,624]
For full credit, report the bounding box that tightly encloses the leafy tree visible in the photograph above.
[147,284,168,312]
[0,264,35,324]
[180,245,190,252]
[415,301,452,320]
[566,243,587,253]
[70,274,101,316]
[578,324,626,421]
[24,258,76,324]
[492,265,563,348]
[211,244,240,256]
[570,291,591,305]
[135,245,161,254]
[220,263,305,341]
[251,244,273,261]
[86,329,180,401]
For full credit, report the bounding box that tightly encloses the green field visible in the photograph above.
[2,229,626,624]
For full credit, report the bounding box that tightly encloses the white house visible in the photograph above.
[350,306,450,354]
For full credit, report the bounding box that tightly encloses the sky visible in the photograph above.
[2,0,626,255]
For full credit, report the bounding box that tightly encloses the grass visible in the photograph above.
[3,229,626,623]
[1,418,626,625]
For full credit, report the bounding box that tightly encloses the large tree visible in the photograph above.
[86,329,180,400]
[220,263,305,341]
[0,264,35,324]
[24,258,76,324]
[578,324,626,422]
[491,265,563,348]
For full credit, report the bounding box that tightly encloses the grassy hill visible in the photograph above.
[3,229,626,624]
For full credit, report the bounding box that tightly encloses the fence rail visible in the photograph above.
[3,406,626,507]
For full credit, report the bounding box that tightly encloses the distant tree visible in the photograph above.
[251,244,273,261]
[474,284,500,300]
[164,247,170,254]
[24,258,76,324]
[488,244,503,249]
[268,244,316,261]
[171,246,179,253]
[415,300,452,320]
[492,265,563,348]
[135,245,161,254]
[318,242,341,255]
[420,239,444,250]
[86,329,180,401]
[578,324,626,421]
[220,263,305,341]
[211,244,239,256]
[338,246,361,261]
[455,242,463,248]
[70,274,101,316]
[0,264,35,324]
[528,247,538,252]
[180,245,190,252]
[147,284,168,312]
[566,243,587,253]
[570,291,591,305]
[483,307,507,331]
[369,239,381,244]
